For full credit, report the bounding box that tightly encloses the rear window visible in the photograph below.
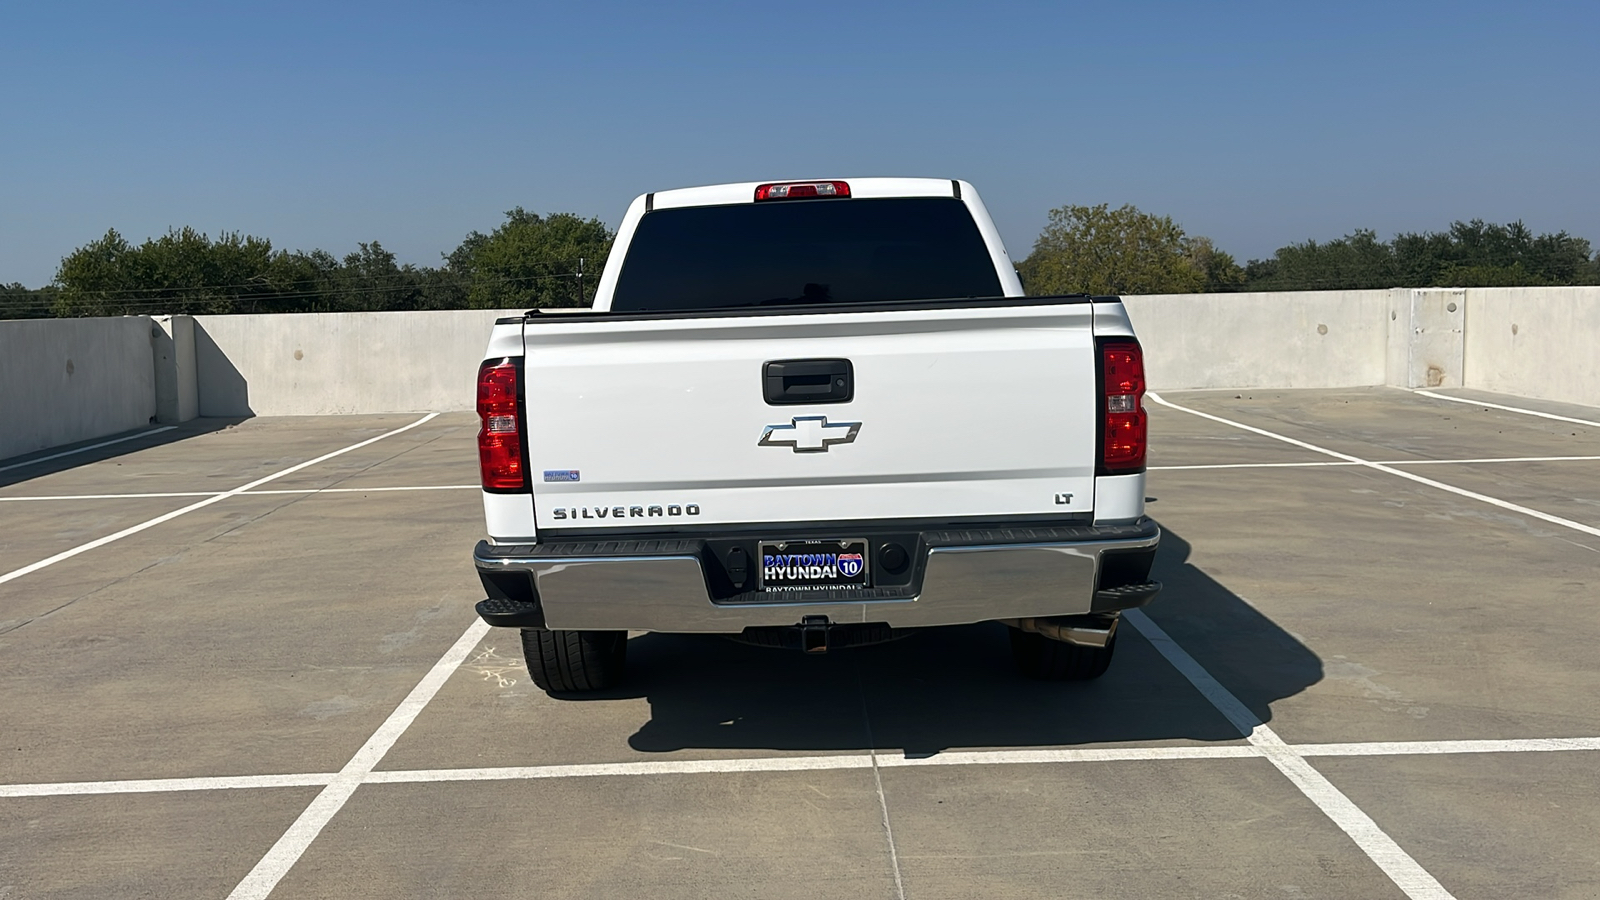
[610,197,1003,312]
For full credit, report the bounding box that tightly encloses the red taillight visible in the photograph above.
[477,359,525,491]
[754,181,851,201]
[1099,339,1147,474]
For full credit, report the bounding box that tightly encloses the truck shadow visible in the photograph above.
[607,524,1322,755]
[0,418,247,489]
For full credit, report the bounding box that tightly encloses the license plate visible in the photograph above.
[759,539,869,591]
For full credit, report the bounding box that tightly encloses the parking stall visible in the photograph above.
[3,388,1599,899]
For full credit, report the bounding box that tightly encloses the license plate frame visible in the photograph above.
[758,539,870,592]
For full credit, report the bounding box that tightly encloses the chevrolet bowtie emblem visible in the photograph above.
[759,416,862,453]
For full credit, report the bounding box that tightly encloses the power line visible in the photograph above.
[32,267,589,299]
[0,270,595,317]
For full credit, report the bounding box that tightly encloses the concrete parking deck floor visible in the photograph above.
[2,387,1599,899]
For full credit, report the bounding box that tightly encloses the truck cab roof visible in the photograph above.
[589,177,1021,312]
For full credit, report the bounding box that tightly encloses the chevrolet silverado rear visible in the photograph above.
[471,178,1160,691]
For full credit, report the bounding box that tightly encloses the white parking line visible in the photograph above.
[0,772,335,798]
[1297,737,1600,757]
[8,736,1598,799]
[14,448,1600,502]
[1123,609,1456,900]
[0,426,177,474]
[871,745,1258,766]
[0,491,223,502]
[368,754,877,784]
[368,737,1585,782]
[1387,455,1600,466]
[1150,455,1600,472]
[0,414,439,588]
[225,618,490,900]
[246,485,479,496]
[1415,390,1600,429]
[1148,393,1600,541]
[1151,461,1360,471]
[1251,732,1455,900]
[0,484,479,503]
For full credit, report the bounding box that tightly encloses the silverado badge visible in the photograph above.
[759,416,861,453]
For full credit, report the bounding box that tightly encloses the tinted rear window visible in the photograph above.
[610,197,1003,312]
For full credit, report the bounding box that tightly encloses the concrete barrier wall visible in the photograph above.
[1463,287,1600,408]
[191,309,524,416]
[194,294,1397,408]
[1122,290,1391,390]
[5,288,1598,461]
[0,316,157,460]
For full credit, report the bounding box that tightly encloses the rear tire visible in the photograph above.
[1008,627,1117,681]
[520,628,627,692]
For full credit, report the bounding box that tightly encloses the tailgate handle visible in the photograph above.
[764,359,854,405]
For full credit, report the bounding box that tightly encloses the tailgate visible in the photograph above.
[523,303,1099,530]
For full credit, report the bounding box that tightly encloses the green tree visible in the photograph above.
[1185,236,1246,292]
[315,242,430,312]
[445,208,614,309]
[52,229,138,316]
[1245,220,1599,291]
[49,228,463,315]
[1427,220,1593,286]
[1247,229,1398,291]
[1020,203,1206,296]
[55,227,294,316]
[0,282,59,319]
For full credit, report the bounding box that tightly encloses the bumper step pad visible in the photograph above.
[1092,580,1162,612]
[476,595,545,628]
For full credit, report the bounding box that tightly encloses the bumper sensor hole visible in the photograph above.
[878,542,910,575]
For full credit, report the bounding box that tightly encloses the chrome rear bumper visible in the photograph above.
[474,520,1160,633]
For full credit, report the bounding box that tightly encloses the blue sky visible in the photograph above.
[3,0,1596,286]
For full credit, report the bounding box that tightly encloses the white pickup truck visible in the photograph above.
[471,178,1160,692]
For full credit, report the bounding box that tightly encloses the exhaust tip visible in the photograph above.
[1003,614,1119,648]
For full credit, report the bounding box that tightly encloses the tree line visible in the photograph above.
[4,202,1599,319]
[0,208,612,319]
[1018,204,1600,296]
